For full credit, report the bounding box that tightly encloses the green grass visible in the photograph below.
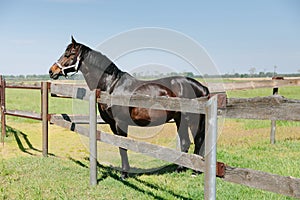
[6,88,74,114]
[227,85,300,99]
[5,88,88,123]
[1,154,298,200]
[0,81,299,199]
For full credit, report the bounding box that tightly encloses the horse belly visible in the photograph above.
[130,107,173,126]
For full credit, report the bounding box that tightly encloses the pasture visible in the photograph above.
[0,82,300,199]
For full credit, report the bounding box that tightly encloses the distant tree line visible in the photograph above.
[2,74,84,81]
[2,71,300,81]
[133,71,300,79]
[205,71,300,78]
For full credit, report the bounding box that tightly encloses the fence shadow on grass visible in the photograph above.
[6,125,56,157]
[69,157,193,200]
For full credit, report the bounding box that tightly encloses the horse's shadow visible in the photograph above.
[69,157,194,200]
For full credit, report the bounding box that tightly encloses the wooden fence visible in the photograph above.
[50,82,219,199]
[1,76,300,198]
[0,77,49,156]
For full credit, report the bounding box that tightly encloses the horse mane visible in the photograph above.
[79,43,126,91]
[80,44,123,76]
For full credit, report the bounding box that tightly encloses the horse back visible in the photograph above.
[155,76,209,99]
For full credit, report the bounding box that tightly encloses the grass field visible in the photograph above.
[0,81,299,199]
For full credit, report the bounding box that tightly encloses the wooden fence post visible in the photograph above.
[204,95,218,200]
[41,82,49,157]
[270,76,283,144]
[0,75,6,144]
[89,90,97,186]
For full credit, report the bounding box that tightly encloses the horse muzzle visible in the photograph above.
[49,63,62,80]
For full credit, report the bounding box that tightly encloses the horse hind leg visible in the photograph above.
[188,113,205,157]
[115,122,130,179]
[174,113,191,172]
[174,113,191,153]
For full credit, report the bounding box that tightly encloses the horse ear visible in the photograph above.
[71,36,77,44]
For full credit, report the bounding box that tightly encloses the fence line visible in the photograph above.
[50,114,208,172]
[51,83,300,121]
[49,105,300,198]
[50,86,218,199]
[225,96,300,121]
[48,82,300,198]
[208,78,300,93]
[0,76,49,156]
[3,77,300,92]
[51,82,209,113]
[1,76,300,198]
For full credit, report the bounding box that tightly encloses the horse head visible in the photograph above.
[49,36,82,79]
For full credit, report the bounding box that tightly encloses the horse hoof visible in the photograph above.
[176,166,187,173]
[120,172,129,180]
[191,170,203,177]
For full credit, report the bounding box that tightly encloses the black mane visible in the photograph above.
[79,43,126,91]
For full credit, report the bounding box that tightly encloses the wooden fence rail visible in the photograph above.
[5,109,42,120]
[208,78,300,93]
[50,114,208,172]
[51,83,209,114]
[51,83,300,121]
[4,77,300,92]
[225,95,300,121]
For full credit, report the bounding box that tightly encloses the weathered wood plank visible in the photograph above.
[50,83,208,114]
[50,115,206,172]
[224,166,300,198]
[50,78,300,95]
[50,115,90,137]
[98,129,206,172]
[208,78,300,93]
[51,83,300,120]
[5,109,42,120]
[225,95,300,121]
[5,82,42,89]
[51,114,105,124]
[50,83,91,101]
[98,92,208,114]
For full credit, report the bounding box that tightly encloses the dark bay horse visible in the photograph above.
[49,37,209,178]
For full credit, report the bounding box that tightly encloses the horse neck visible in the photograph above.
[80,48,124,92]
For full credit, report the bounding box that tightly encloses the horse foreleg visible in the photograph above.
[116,123,130,179]
[119,147,129,179]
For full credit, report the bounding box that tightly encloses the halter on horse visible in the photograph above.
[49,37,209,179]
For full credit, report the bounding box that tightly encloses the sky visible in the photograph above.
[0,0,299,76]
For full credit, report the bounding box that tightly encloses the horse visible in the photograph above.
[49,37,209,179]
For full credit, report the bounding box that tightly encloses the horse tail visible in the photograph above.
[185,77,210,98]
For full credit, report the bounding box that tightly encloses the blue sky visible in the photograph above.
[0,0,299,75]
